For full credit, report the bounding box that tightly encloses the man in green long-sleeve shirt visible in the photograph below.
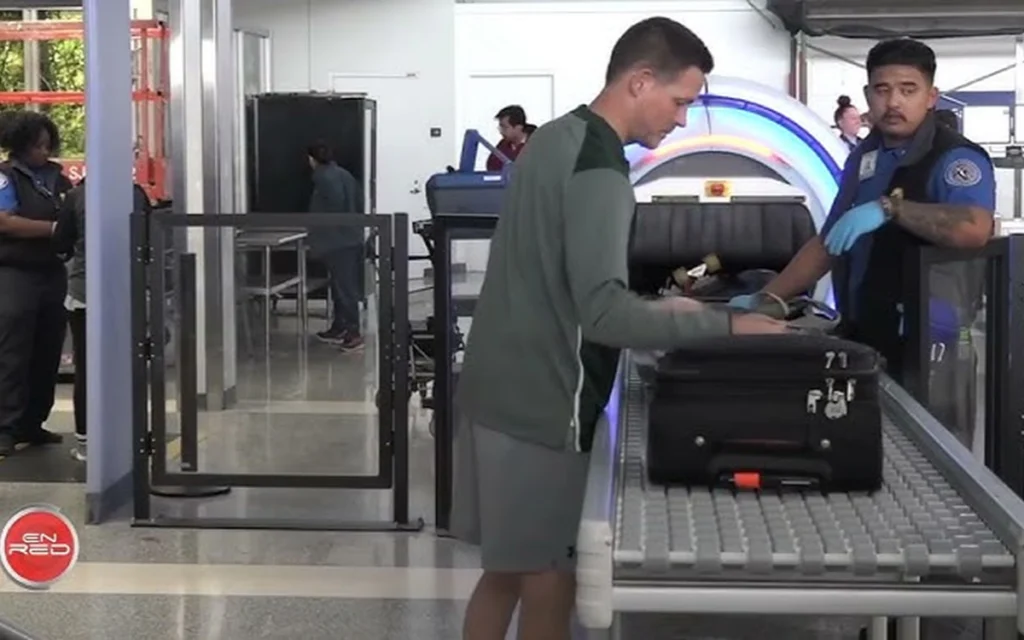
[451,16,787,640]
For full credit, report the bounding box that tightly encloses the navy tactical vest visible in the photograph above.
[832,116,989,378]
[0,159,72,269]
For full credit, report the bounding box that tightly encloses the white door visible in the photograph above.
[329,74,445,278]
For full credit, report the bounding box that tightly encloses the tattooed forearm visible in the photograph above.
[892,200,992,247]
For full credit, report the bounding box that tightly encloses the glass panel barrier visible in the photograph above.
[903,236,1024,494]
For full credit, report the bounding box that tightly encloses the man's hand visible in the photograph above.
[730,313,789,335]
[823,200,887,255]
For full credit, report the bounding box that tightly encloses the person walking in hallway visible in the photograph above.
[306,141,366,352]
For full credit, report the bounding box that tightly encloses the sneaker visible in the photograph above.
[339,335,365,352]
[315,328,348,344]
[71,445,86,462]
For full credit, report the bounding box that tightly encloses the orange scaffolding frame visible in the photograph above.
[0,19,169,201]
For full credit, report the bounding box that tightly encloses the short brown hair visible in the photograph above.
[605,17,714,84]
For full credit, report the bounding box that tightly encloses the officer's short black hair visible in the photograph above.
[307,141,333,164]
[0,110,61,157]
[605,17,714,85]
[934,109,960,130]
[495,105,526,128]
[866,39,937,84]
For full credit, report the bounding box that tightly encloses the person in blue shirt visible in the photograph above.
[729,39,995,448]
[0,110,77,456]
[306,141,366,352]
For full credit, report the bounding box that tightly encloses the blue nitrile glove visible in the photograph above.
[728,294,758,310]
[823,200,887,255]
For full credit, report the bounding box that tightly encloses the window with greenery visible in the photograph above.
[0,10,85,157]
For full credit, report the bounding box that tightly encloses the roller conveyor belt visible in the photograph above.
[614,372,1012,579]
[576,353,1024,636]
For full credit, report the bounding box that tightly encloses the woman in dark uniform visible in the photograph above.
[0,111,77,456]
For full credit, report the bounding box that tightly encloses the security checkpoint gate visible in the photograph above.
[129,211,422,532]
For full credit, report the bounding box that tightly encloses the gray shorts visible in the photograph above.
[450,418,590,573]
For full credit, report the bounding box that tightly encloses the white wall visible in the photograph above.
[806,36,1022,138]
[234,0,456,273]
[455,0,792,161]
[806,35,1024,217]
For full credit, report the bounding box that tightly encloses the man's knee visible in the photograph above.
[519,570,575,608]
[479,570,521,596]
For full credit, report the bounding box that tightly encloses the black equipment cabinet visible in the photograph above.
[245,93,378,300]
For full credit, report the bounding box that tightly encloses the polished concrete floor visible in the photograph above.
[0,292,988,639]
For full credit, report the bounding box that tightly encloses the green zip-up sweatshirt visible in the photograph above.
[455,105,731,452]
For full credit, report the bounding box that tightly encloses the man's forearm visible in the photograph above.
[579,284,731,350]
[891,200,993,248]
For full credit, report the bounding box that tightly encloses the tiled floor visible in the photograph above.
[0,293,988,639]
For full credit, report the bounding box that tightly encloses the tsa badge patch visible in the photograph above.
[944,158,982,188]
[0,173,8,190]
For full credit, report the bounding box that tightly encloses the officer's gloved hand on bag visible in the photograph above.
[728,291,789,320]
[728,293,758,310]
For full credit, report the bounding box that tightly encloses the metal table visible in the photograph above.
[236,229,310,343]
[577,354,1024,639]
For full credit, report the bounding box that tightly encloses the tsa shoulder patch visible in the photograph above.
[0,172,8,190]
[944,157,983,188]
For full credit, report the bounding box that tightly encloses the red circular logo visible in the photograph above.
[0,505,79,590]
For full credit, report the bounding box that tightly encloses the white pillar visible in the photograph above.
[214,0,237,402]
[171,0,236,410]
[83,0,135,521]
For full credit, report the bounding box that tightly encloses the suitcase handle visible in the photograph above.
[709,453,832,491]
[723,471,821,491]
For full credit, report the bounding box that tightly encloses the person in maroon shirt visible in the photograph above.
[486,105,530,171]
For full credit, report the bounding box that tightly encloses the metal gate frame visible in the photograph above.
[130,211,423,532]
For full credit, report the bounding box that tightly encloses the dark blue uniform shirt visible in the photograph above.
[0,171,17,211]
[0,163,62,212]
[822,144,996,327]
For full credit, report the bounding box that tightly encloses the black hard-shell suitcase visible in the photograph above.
[646,333,884,492]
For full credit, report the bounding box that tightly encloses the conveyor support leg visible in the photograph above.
[581,614,621,640]
[866,617,890,639]
[610,614,622,640]
[895,617,920,640]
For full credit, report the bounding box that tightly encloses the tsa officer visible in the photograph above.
[730,39,995,448]
[0,110,77,456]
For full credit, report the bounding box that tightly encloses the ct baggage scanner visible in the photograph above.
[576,77,1024,639]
